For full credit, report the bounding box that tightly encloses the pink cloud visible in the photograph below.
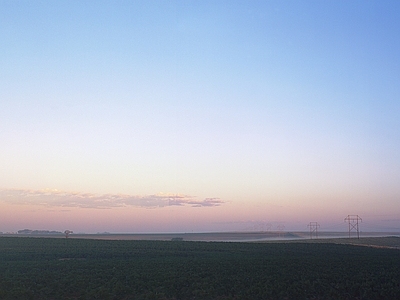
[0,189,224,209]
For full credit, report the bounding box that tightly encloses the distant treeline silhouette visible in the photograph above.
[17,229,62,235]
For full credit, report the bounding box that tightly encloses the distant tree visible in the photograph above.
[64,230,73,238]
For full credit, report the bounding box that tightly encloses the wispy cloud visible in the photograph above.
[0,188,224,209]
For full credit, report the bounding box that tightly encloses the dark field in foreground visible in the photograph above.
[0,237,399,299]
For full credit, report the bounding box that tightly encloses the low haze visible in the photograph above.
[1,1,399,233]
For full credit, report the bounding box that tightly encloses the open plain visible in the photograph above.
[1,234,399,299]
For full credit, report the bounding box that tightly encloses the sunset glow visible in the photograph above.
[1,1,399,234]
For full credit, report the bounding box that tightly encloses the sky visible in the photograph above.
[1,0,400,234]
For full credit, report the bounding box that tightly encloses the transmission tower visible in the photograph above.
[307,222,320,239]
[276,224,285,237]
[344,215,362,239]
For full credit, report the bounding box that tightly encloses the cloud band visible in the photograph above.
[0,189,224,209]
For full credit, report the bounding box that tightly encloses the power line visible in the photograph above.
[344,215,362,239]
[307,222,320,239]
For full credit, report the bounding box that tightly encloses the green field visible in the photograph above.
[1,236,399,299]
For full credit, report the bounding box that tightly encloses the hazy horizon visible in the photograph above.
[1,1,399,234]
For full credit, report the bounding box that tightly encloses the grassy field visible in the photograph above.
[267,236,400,249]
[0,236,399,299]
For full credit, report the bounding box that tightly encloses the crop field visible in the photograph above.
[0,236,399,299]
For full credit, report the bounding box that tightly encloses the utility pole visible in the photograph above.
[307,222,320,239]
[344,215,362,239]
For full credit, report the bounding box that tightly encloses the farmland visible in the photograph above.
[0,236,399,299]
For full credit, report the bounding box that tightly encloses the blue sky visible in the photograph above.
[1,1,399,233]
